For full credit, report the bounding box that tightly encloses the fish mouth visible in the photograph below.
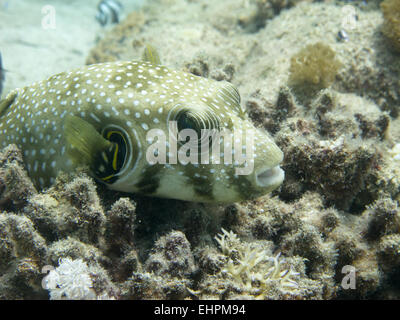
[255,165,285,188]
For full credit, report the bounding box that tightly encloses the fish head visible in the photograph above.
[94,77,283,202]
[65,62,284,203]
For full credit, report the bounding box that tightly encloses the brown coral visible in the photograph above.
[0,144,37,211]
[381,0,400,52]
[145,230,196,278]
[277,132,381,212]
[289,43,342,100]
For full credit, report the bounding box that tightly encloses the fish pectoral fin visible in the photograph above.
[0,91,17,119]
[141,44,161,65]
[64,115,113,169]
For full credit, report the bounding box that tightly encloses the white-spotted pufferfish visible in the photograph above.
[0,48,284,202]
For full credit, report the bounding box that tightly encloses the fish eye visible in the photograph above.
[174,107,222,152]
[176,111,202,136]
[94,128,128,184]
[175,108,220,132]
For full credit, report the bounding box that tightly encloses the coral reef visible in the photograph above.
[0,141,399,299]
[145,231,196,278]
[1,0,400,300]
[232,191,400,298]
[278,132,380,211]
[0,145,37,211]
[0,212,47,299]
[193,228,304,299]
[288,43,342,100]
[43,258,112,300]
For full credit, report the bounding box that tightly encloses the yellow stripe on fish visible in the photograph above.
[0,54,284,202]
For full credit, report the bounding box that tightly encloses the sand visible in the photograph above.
[0,0,143,95]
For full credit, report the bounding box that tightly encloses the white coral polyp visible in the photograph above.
[43,258,96,300]
[215,229,300,296]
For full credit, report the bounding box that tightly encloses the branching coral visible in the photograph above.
[214,228,241,256]
[213,228,299,298]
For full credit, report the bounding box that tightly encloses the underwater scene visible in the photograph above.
[0,0,399,300]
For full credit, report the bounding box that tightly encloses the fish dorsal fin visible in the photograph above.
[142,44,161,65]
[218,81,245,117]
[64,115,112,168]
[0,91,17,119]
[220,81,240,105]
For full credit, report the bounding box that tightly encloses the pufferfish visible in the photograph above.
[0,48,284,202]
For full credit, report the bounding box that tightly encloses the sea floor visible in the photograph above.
[0,0,142,94]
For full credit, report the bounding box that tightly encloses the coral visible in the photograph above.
[216,229,299,291]
[104,197,137,252]
[365,198,400,241]
[24,174,106,244]
[277,131,381,211]
[2,0,400,301]
[192,228,319,299]
[115,230,197,299]
[309,90,390,141]
[195,245,227,275]
[354,113,390,140]
[246,86,297,134]
[0,213,47,299]
[0,144,37,211]
[0,146,133,299]
[122,272,190,300]
[43,257,115,300]
[379,234,400,271]
[0,138,399,299]
[145,230,196,278]
[289,43,342,100]
[257,86,396,214]
[43,258,97,300]
[183,51,236,82]
[241,193,338,283]
[334,12,400,118]
[236,190,400,298]
[381,0,400,52]
[46,237,108,267]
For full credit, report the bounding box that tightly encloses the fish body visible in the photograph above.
[0,60,284,202]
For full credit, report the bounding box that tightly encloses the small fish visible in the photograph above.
[96,0,122,26]
[337,30,349,42]
[0,48,284,203]
[0,53,4,98]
